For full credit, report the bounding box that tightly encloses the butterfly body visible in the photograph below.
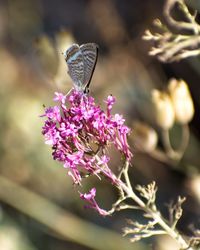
[64,43,98,93]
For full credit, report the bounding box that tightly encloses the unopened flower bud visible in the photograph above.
[187,175,200,203]
[131,121,158,152]
[151,90,175,130]
[168,79,194,124]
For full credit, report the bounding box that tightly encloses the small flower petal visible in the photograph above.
[80,188,109,216]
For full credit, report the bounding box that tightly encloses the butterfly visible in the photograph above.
[64,43,98,93]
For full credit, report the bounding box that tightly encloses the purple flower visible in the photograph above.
[80,188,109,216]
[41,90,132,187]
[98,155,110,165]
[54,92,66,103]
[42,120,59,145]
[105,95,115,116]
[43,106,61,122]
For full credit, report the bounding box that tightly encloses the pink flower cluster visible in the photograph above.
[80,188,109,216]
[42,90,132,185]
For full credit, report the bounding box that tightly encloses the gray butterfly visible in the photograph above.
[64,43,98,93]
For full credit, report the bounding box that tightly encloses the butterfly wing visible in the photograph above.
[80,43,98,91]
[65,44,85,91]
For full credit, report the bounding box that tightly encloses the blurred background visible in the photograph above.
[0,0,200,249]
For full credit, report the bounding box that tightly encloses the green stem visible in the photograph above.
[161,124,190,162]
[161,129,178,159]
[177,124,190,157]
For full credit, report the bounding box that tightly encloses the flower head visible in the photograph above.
[41,90,132,185]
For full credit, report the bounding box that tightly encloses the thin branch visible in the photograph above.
[144,0,200,62]
[119,162,193,249]
[123,159,133,191]
[156,36,200,62]
[164,0,200,33]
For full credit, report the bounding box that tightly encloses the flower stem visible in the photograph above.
[161,129,178,159]
[119,161,193,250]
[161,124,190,162]
[178,123,190,157]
